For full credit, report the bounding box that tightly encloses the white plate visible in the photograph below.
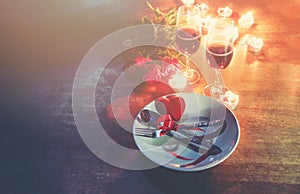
[133,93,240,172]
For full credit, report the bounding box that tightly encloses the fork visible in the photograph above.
[134,128,166,138]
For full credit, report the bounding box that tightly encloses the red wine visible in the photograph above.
[176,26,201,55]
[206,42,233,69]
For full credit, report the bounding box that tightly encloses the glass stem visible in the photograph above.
[214,69,223,86]
[211,69,225,100]
[185,55,190,70]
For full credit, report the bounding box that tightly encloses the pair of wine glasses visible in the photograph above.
[175,4,235,102]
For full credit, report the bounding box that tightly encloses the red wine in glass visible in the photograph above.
[206,41,233,69]
[176,26,201,56]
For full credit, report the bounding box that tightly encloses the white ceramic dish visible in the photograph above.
[133,93,240,172]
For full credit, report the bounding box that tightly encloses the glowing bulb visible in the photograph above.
[197,3,209,16]
[247,37,263,53]
[168,73,187,91]
[217,6,233,17]
[201,16,211,31]
[182,0,195,5]
[238,11,254,29]
[223,90,239,110]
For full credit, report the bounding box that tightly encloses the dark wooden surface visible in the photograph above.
[1,0,299,193]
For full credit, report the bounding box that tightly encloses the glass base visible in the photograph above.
[182,69,200,85]
[203,84,228,99]
[204,84,239,110]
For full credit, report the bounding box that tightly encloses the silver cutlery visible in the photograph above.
[134,121,227,154]
[138,109,224,129]
[134,120,227,140]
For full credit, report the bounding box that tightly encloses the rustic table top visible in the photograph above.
[1,0,299,193]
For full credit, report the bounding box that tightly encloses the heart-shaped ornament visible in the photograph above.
[154,94,186,121]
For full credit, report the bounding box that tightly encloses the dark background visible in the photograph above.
[1,0,299,193]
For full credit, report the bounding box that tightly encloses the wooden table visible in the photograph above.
[1,0,299,193]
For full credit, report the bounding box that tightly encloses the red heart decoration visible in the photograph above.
[154,94,186,121]
[128,81,176,118]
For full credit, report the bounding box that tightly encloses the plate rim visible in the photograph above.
[133,93,240,172]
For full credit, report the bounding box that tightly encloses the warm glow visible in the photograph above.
[201,15,211,30]
[247,37,263,52]
[217,6,233,17]
[238,11,254,29]
[203,16,211,26]
[197,3,209,16]
[181,0,195,5]
[168,73,187,91]
[226,91,236,102]
[170,163,181,168]
[223,90,239,110]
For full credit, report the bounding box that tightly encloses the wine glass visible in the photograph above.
[203,17,235,102]
[176,4,202,84]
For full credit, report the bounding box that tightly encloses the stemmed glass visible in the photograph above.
[176,4,202,84]
[203,17,235,102]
